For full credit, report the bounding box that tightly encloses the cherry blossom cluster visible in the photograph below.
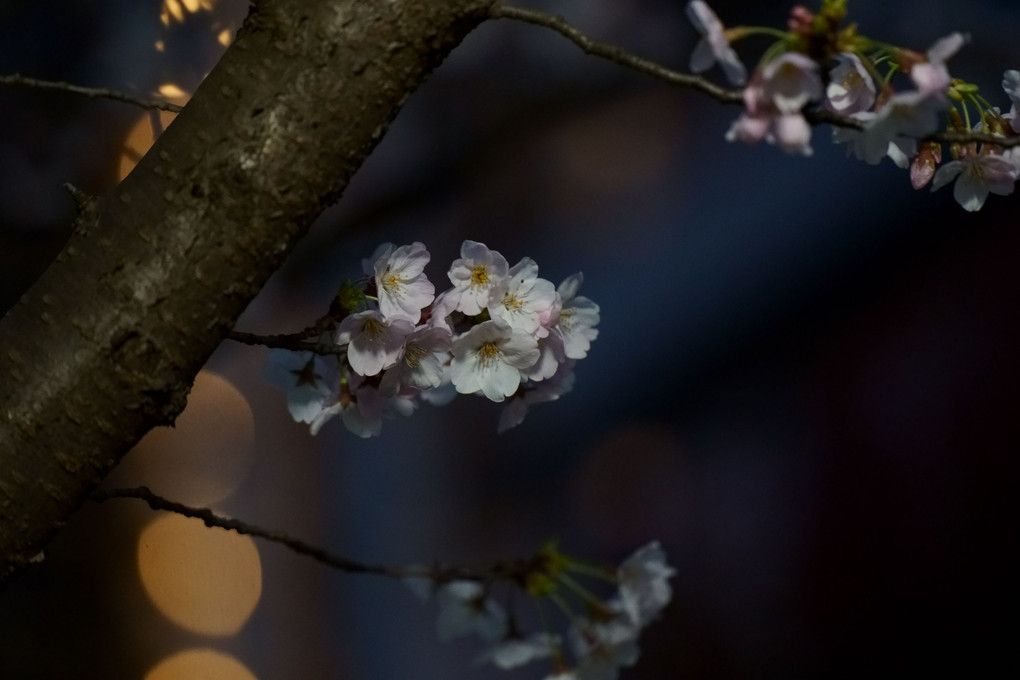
[406,541,675,680]
[264,240,599,437]
[687,0,1020,211]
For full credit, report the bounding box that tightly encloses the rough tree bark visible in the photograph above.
[0,0,494,585]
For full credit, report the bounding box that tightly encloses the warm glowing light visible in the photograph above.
[106,371,255,506]
[118,109,176,180]
[160,0,216,26]
[217,28,233,46]
[138,514,262,635]
[184,0,216,12]
[118,84,189,180]
[145,648,257,680]
[155,40,165,52]
[157,83,190,101]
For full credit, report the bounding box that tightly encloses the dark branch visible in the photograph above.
[92,486,399,576]
[0,72,183,112]
[227,329,346,356]
[490,3,742,106]
[92,486,525,585]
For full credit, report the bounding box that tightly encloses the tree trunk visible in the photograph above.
[0,0,493,585]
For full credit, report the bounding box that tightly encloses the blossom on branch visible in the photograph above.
[1003,69,1020,133]
[380,324,452,394]
[262,241,600,435]
[372,241,435,323]
[686,0,747,86]
[263,349,337,425]
[554,273,600,361]
[826,53,876,114]
[449,239,510,316]
[909,32,966,97]
[449,318,541,402]
[727,52,821,156]
[930,150,1019,211]
[489,257,557,337]
[335,310,414,377]
[832,91,944,165]
[413,541,674,680]
[435,580,508,642]
[616,541,676,627]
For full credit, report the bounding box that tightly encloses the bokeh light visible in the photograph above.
[161,0,218,27]
[107,370,255,507]
[144,648,257,680]
[137,513,262,636]
[117,84,189,181]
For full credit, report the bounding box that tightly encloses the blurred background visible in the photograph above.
[1,0,1019,677]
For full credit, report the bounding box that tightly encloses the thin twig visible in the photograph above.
[490,3,742,106]
[489,3,1020,147]
[0,72,183,113]
[226,329,346,355]
[228,307,347,354]
[927,128,1020,148]
[91,486,523,584]
[92,486,400,576]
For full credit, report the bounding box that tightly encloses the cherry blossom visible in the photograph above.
[266,240,598,434]
[380,325,453,394]
[826,53,876,114]
[306,374,385,438]
[554,273,600,361]
[686,1,746,86]
[335,310,414,377]
[568,613,641,680]
[476,633,561,670]
[488,257,557,337]
[372,241,435,323]
[616,541,676,627]
[425,287,462,333]
[448,240,509,316]
[412,540,674,680]
[449,319,540,402]
[435,580,508,642]
[524,333,567,383]
[910,32,966,97]
[930,151,1019,211]
[263,349,337,425]
[726,52,822,156]
[1003,70,1020,133]
[833,90,943,165]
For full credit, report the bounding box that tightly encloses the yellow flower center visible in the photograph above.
[404,343,428,369]
[470,266,489,288]
[502,292,523,312]
[382,271,409,296]
[558,308,575,329]
[477,342,502,367]
[362,317,386,344]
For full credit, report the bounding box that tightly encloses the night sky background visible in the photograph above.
[1,0,1018,678]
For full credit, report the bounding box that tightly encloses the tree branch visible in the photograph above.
[0,0,495,587]
[490,2,1020,148]
[92,486,400,576]
[490,3,742,106]
[0,72,183,112]
[227,329,346,356]
[92,486,524,584]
